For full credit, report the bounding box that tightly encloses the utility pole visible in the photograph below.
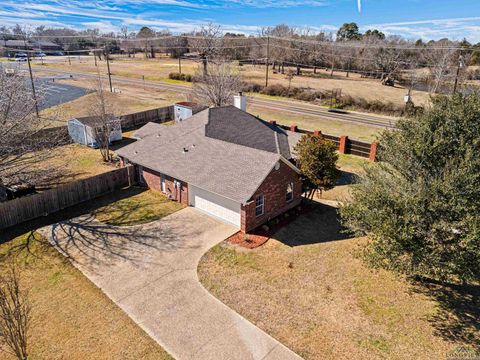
[178,56,182,74]
[265,36,270,87]
[452,53,464,94]
[105,45,113,92]
[26,51,39,117]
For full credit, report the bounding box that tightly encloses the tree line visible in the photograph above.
[1,22,478,93]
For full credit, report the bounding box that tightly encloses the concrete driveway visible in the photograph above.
[40,207,302,360]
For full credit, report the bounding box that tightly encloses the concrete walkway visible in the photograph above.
[40,208,302,360]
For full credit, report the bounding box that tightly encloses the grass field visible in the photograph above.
[0,232,172,360]
[198,155,478,360]
[33,55,431,108]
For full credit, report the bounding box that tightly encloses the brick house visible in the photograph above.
[117,103,304,232]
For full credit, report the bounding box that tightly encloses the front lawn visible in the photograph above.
[198,203,478,359]
[0,232,172,360]
[93,187,185,226]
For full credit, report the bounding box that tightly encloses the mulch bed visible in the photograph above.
[226,204,311,249]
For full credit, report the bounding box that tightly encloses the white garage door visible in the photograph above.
[189,185,241,227]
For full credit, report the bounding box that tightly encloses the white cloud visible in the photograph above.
[364,17,480,43]
[219,0,328,8]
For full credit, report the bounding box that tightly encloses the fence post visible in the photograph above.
[290,124,298,132]
[369,142,378,162]
[339,135,348,154]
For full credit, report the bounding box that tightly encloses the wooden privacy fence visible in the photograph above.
[120,105,174,130]
[276,122,378,161]
[0,166,136,230]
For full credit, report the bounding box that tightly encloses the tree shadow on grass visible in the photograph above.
[110,137,136,151]
[337,170,357,186]
[412,277,480,348]
[274,201,351,247]
[1,186,199,273]
[0,187,147,244]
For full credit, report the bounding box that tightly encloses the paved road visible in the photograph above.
[34,78,89,110]
[34,67,398,129]
[40,208,303,360]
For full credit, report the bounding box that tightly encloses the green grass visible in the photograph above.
[108,71,192,86]
[94,187,184,226]
[210,245,259,271]
[337,153,370,173]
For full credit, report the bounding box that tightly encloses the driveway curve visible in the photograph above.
[40,207,302,360]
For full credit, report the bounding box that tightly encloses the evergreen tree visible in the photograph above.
[341,94,480,283]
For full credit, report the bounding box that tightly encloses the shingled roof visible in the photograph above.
[117,106,303,203]
[205,106,293,158]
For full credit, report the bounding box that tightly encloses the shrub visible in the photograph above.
[261,84,288,97]
[241,82,263,93]
[168,72,193,82]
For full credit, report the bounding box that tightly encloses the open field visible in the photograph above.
[198,155,478,359]
[32,55,431,108]
[0,232,172,360]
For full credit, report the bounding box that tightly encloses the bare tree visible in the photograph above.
[0,263,30,360]
[0,66,66,190]
[285,69,295,93]
[191,62,241,107]
[88,73,115,162]
[362,37,406,85]
[423,40,457,93]
[188,23,223,76]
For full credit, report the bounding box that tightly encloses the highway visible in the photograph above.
[34,67,398,129]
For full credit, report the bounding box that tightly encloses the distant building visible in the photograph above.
[68,115,122,148]
[32,40,63,53]
[2,40,63,55]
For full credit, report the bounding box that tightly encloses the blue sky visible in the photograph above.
[1,0,480,42]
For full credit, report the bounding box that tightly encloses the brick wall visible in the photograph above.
[241,161,302,232]
[137,166,189,206]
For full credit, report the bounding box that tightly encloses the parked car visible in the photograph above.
[35,52,47,58]
[51,51,65,56]
[14,53,28,62]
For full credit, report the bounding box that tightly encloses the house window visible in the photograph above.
[255,195,264,217]
[286,182,294,202]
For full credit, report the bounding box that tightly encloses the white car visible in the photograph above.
[14,53,28,62]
